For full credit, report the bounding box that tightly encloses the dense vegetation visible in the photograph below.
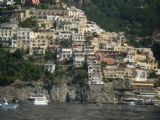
[19,17,39,29]
[80,0,160,37]
[0,47,88,87]
[60,0,159,48]
[0,48,42,86]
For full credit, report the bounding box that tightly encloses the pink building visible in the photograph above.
[96,53,116,65]
[26,0,40,5]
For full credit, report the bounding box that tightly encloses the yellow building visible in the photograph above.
[134,54,147,62]
[38,20,54,29]
[131,81,155,90]
[19,9,67,21]
[29,38,48,55]
[134,48,158,70]
[16,28,35,50]
[103,67,135,80]
[91,37,99,52]
[137,61,158,70]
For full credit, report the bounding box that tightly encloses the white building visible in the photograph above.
[17,28,35,41]
[88,64,104,85]
[46,15,59,21]
[72,32,85,42]
[67,6,85,19]
[16,28,36,50]
[73,51,85,67]
[29,38,48,55]
[58,31,72,40]
[84,46,94,55]
[156,69,160,76]
[11,39,17,48]
[123,54,135,63]
[56,20,73,31]
[57,48,72,61]
[0,23,18,41]
[44,62,55,73]
[86,21,104,34]
[0,0,15,5]
[6,0,15,5]
[134,69,148,81]
[73,56,85,67]
[105,42,117,51]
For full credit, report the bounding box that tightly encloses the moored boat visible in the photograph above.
[129,101,136,106]
[33,94,49,105]
[123,97,138,105]
[28,93,37,101]
[0,99,19,110]
[0,103,19,110]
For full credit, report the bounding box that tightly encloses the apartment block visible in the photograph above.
[88,64,104,85]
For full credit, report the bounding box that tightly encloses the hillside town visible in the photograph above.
[0,1,160,105]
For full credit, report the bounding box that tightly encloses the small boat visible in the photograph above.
[0,99,19,110]
[129,101,136,106]
[123,97,138,105]
[33,94,49,105]
[28,93,37,101]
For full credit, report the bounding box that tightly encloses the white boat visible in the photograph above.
[28,93,37,100]
[129,101,136,106]
[33,94,49,105]
[0,99,19,110]
[123,97,138,105]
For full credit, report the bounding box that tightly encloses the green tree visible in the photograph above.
[15,0,21,5]
[0,40,3,47]
[148,70,158,79]
[0,16,10,23]
[72,70,88,87]
[79,0,160,44]
[59,39,71,47]
[22,63,42,82]
[0,76,15,86]
[12,49,24,61]
[44,51,57,61]
[35,3,49,9]
[19,18,38,29]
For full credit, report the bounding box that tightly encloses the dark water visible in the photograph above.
[0,103,160,120]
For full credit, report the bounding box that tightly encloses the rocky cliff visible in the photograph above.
[0,80,128,103]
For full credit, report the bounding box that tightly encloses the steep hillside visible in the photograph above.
[41,0,160,37]
[81,0,160,36]
[61,0,160,49]
[64,0,160,59]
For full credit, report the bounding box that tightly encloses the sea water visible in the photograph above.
[0,103,160,120]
